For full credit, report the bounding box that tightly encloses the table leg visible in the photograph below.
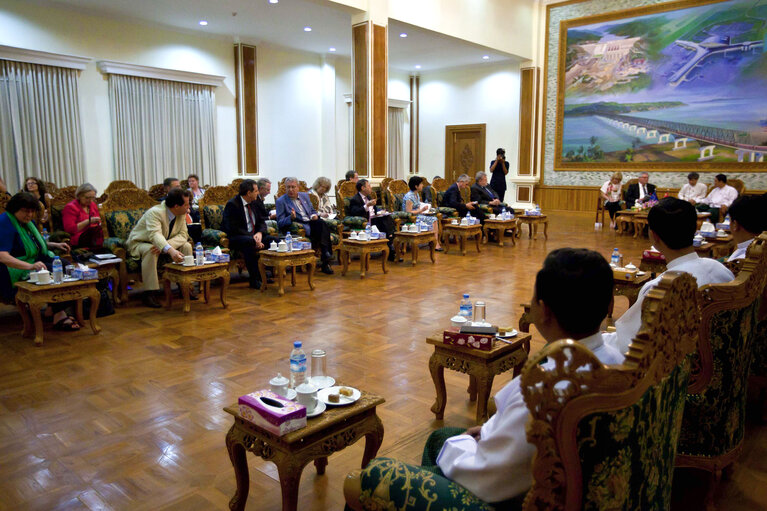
[467,375,478,401]
[307,262,315,290]
[226,425,250,511]
[276,263,286,296]
[164,278,173,309]
[497,228,504,247]
[275,458,303,511]
[75,298,85,327]
[443,234,451,254]
[510,226,516,246]
[203,280,211,304]
[314,457,328,475]
[543,221,549,240]
[381,247,389,274]
[361,414,385,468]
[429,241,436,263]
[532,223,538,240]
[474,232,481,253]
[429,352,447,420]
[528,223,533,239]
[29,303,44,346]
[481,227,488,245]
[359,252,366,279]
[15,298,33,339]
[411,242,418,266]
[460,235,467,256]
[180,282,191,313]
[85,288,101,335]
[341,250,349,276]
[221,272,230,308]
[290,266,296,287]
[475,374,495,423]
[259,260,268,292]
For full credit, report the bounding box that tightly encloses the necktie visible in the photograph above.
[168,217,176,235]
[248,205,256,234]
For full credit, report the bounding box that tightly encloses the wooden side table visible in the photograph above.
[632,213,649,238]
[442,223,483,256]
[608,272,652,319]
[162,262,230,313]
[482,219,517,247]
[517,215,549,239]
[708,234,735,259]
[258,249,316,296]
[615,210,638,235]
[393,231,435,265]
[426,332,531,423]
[339,238,390,278]
[224,390,385,511]
[88,260,125,306]
[14,279,101,346]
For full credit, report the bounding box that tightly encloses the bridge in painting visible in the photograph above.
[669,36,764,87]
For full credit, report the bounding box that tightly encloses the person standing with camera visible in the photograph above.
[489,148,509,203]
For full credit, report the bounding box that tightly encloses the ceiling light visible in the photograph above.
[269,0,278,3]
[329,47,336,52]
[415,65,421,69]
[482,55,490,60]
[400,33,407,38]
[304,26,312,32]
[199,20,208,26]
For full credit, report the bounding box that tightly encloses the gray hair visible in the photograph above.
[256,177,271,190]
[312,176,331,191]
[457,174,470,183]
[75,182,97,198]
[284,177,298,186]
[639,171,649,178]
[475,171,487,182]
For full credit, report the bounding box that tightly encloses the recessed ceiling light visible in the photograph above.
[329,47,336,52]
[269,0,278,3]
[199,20,208,26]
[399,33,407,38]
[304,26,312,32]
[482,55,490,60]
[415,65,421,69]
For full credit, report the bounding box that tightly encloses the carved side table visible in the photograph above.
[442,223,483,256]
[708,233,735,259]
[258,249,316,296]
[88,260,125,305]
[393,230,435,265]
[162,262,230,313]
[608,272,652,319]
[339,238,390,278]
[14,279,101,346]
[517,214,549,240]
[224,390,385,511]
[482,218,517,247]
[426,332,531,424]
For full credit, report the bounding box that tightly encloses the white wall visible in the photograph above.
[418,61,520,187]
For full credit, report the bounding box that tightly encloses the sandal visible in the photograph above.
[54,316,81,331]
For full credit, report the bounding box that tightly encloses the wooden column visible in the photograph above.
[234,44,258,175]
[410,75,419,174]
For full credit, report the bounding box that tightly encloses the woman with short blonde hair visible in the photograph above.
[310,176,336,217]
[600,172,624,229]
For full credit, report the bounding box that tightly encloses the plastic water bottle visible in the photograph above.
[465,211,472,224]
[365,224,372,239]
[42,228,50,243]
[459,293,473,319]
[289,341,307,388]
[285,232,293,251]
[52,256,63,284]
[610,248,620,267]
[195,242,204,266]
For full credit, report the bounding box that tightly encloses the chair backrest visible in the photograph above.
[522,271,699,511]
[49,186,78,232]
[387,179,409,212]
[146,184,165,201]
[622,178,638,201]
[378,177,393,210]
[677,234,767,462]
[275,180,308,199]
[43,181,58,194]
[432,177,449,193]
[104,180,138,195]
[100,188,157,240]
[728,178,745,196]
[197,185,234,231]
[337,181,359,218]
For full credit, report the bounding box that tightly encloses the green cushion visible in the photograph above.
[50,204,66,232]
[266,220,279,237]
[342,216,367,231]
[202,228,226,248]
[391,193,405,212]
[391,211,414,223]
[203,205,225,231]
[330,232,340,246]
[105,209,147,240]
[125,257,141,273]
[103,237,126,254]
[436,191,448,207]
[438,207,458,218]
[751,320,767,377]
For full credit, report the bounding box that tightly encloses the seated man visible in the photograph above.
[158,177,180,202]
[222,179,276,289]
[345,170,358,184]
[727,194,767,262]
[625,171,656,208]
[348,179,395,261]
[443,174,486,223]
[423,248,623,505]
[695,173,738,223]
[470,171,503,215]
[127,188,193,308]
[252,177,276,220]
[678,172,707,204]
[606,197,734,355]
[275,176,334,274]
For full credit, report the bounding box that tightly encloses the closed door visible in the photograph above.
[445,124,486,184]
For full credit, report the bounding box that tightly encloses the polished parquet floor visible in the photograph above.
[1,211,765,510]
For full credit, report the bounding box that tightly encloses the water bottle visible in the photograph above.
[42,228,50,243]
[289,341,307,388]
[285,232,293,251]
[52,256,63,284]
[459,293,473,319]
[195,242,204,266]
[365,224,372,239]
[465,211,472,224]
[610,248,620,267]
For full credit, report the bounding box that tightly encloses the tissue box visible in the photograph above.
[74,268,98,280]
[443,330,495,351]
[238,390,307,436]
[613,268,638,282]
[642,250,666,262]
[698,230,717,239]
[216,253,230,263]
[716,223,730,231]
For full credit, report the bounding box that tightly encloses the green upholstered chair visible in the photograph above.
[47,185,77,244]
[676,234,767,498]
[336,180,370,235]
[198,186,232,249]
[431,177,458,220]
[345,271,699,511]
[386,179,416,228]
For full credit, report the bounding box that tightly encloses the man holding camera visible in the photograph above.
[489,148,509,203]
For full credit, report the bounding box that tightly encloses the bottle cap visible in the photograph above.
[293,341,302,348]
[463,293,469,298]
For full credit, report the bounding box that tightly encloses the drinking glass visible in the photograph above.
[473,301,487,324]
[310,349,329,387]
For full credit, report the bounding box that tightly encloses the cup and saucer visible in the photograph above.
[296,382,326,418]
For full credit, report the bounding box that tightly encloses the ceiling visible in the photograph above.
[42,0,518,72]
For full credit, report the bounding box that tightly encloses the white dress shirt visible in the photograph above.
[699,184,738,208]
[678,183,708,203]
[728,239,753,262]
[436,332,624,503]
[605,252,734,356]
[638,183,648,201]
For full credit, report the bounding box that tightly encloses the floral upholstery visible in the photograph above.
[342,216,367,232]
[202,228,226,247]
[105,209,148,241]
[751,320,767,378]
[266,220,279,237]
[103,237,126,253]
[438,206,458,218]
[125,256,141,274]
[678,300,761,458]
[577,362,691,510]
[203,205,225,231]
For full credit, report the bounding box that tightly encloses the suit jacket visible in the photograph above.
[348,192,377,218]
[275,192,318,233]
[470,183,499,204]
[443,183,466,210]
[625,182,657,208]
[253,196,269,221]
[126,203,189,255]
[222,196,266,238]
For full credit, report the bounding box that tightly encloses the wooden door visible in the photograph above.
[444,124,486,184]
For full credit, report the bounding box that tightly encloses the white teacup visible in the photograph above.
[460,219,469,226]
[183,255,194,265]
[28,271,39,283]
[349,232,358,239]
[408,224,418,232]
[358,232,368,241]
[489,214,496,220]
[451,219,459,225]
[401,224,408,231]
[295,382,318,413]
[277,241,288,252]
[37,269,51,284]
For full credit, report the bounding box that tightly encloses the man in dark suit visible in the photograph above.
[275,177,334,274]
[470,171,503,215]
[222,179,275,289]
[158,177,180,202]
[252,177,275,221]
[444,174,486,223]
[625,172,657,208]
[348,179,396,261]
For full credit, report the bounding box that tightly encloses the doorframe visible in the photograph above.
[444,124,486,183]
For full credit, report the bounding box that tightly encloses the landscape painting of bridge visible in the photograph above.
[555,0,767,170]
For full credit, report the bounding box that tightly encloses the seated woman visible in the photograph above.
[599,171,623,229]
[309,176,336,218]
[62,183,104,250]
[23,176,53,224]
[403,176,442,251]
[0,192,79,331]
[187,174,205,223]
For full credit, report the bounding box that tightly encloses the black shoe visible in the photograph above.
[249,280,263,289]
[321,263,334,275]
[142,292,162,308]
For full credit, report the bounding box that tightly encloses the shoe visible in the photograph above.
[435,247,444,252]
[142,292,162,308]
[320,263,334,275]
[249,280,263,289]
[388,252,396,262]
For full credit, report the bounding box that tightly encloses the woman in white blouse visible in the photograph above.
[599,172,623,229]
[309,176,336,218]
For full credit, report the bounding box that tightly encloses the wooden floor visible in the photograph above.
[1,211,765,511]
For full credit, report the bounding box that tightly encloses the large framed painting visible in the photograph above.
[555,0,767,171]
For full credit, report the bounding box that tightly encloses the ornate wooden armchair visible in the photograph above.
[48,186,77,243]
[431,177,458,219]
[385,179,416,227]
[345,271,699,511]
[378,177,393,210]
[336,181,369,234]
[104,180,138,195]
[728,178,745,196]
[197,185,233,249]
[676,234,767,494]
[275,179,308,198]
[147,184,166,201]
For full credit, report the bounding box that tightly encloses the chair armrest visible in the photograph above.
[342,216,368,232]
[103,237,126,255]
[202,228,229,249]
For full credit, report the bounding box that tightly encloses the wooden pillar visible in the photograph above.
[410,75,419,174]
[234,44,258,175]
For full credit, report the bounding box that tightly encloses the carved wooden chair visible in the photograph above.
[48,186,78,243]
[344,271,700,511]
[386,179,416,228]
[431,177,458,219]
[378,177,393,210]
[336,180,368,234]
[104,180,138,195]
[676,234,767,502]
[728,178,746,196]
[147,183,166,201]
[275,179,308,199]
[197,185,233,249]
[43,181,58,195]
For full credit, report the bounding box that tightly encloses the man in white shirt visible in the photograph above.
[727,194,767,262]
[696,173,739,223]
[606,198,734,355]
[678,172,708,204]
[424,248,624,505]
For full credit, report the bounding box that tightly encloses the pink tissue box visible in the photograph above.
[238,390,306,436]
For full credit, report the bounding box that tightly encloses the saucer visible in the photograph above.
[182,263,195,267]
[306,401,326,418]
[318,386,361,406]
[308,375,335,390]
[34,280,53,286]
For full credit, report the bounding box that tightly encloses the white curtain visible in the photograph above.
[108,74,217,188]
[388,107,407,179]
[0,60,85,193]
